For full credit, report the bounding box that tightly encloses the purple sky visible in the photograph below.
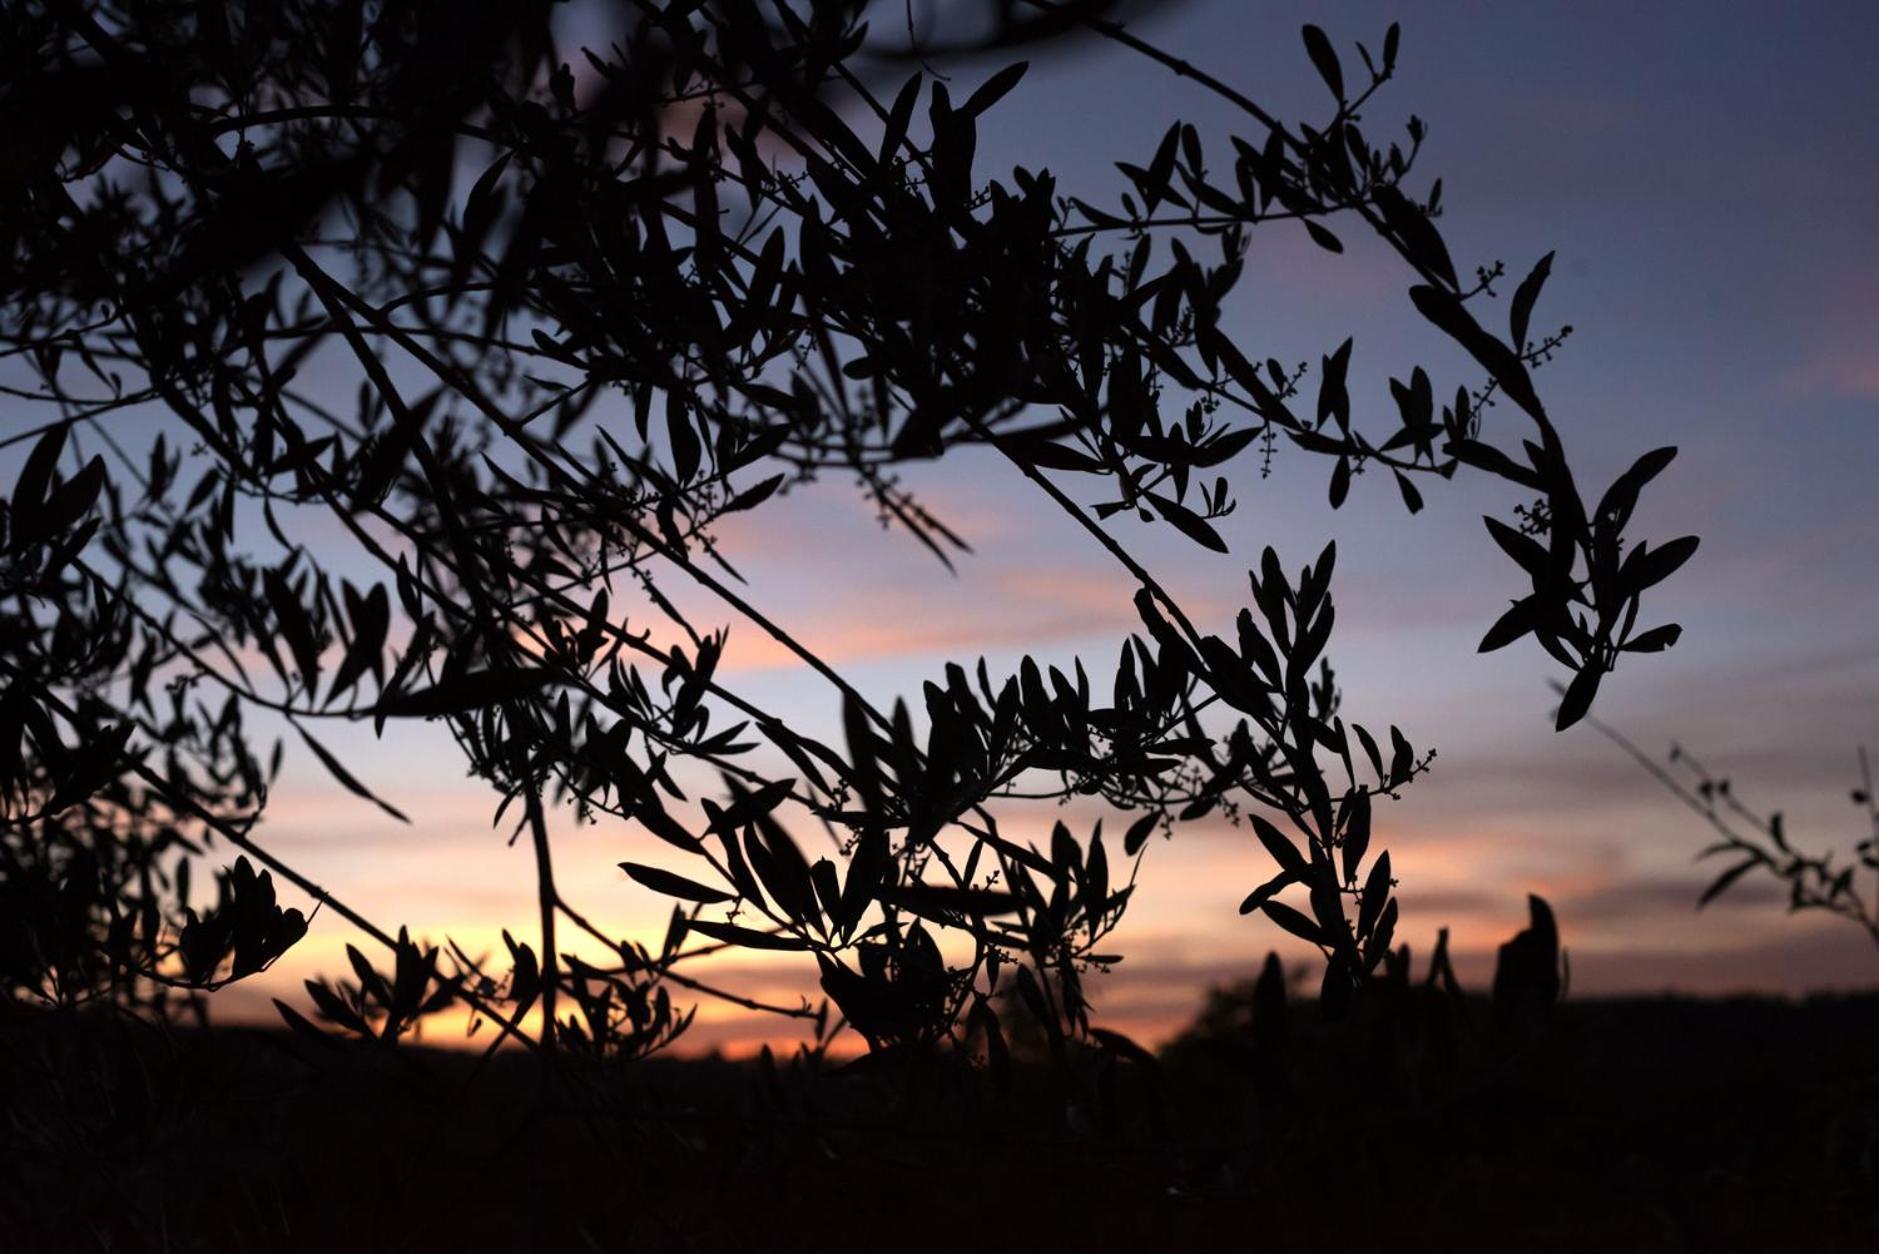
[37,2,1878,1053]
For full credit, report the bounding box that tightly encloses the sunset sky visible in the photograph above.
[63,0,1878,1054]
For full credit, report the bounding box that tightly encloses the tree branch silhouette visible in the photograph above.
[0,2,1695,1068]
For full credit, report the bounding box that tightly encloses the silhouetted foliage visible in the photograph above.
[1588,710,1879,953]
[0,0,1698,1098]
[1175,897,1566,1108]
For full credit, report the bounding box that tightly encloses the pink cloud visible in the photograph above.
[1772,261,1879,399]
[1781,348,1879,400]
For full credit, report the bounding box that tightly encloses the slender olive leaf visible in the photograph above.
[1179,794,1220,822]
[1597,446,1678,529]
[1509,251,1555,348]
[724,473,785,513]
[1479,594,1543,653]
[1340,790,1372,883]
[662,383,700,480]
[1389,725,1414,781]
[682,919,811,951]
[1620,534,1700,593]
[643,906,680,969]
[1352,722,1385,780]
[345,944,391,1007]
[1085,828,1110,920]
[810,859,842,920]
[14,422,67,518]
[1179,122,1205,175]
[838,826,889,934]
[1143,122,1180,207]
[634,800,703,854]
[1051,819,1083,878]
[38,515,100,584]
[1301,24,1343,99]
[1250,813,1307,875]
[1363,897,1399,969]
[1327,456,1350,508]
[1483,515,1554,582]
[842,691,882,812]
[1070,196,1129,229]
[1317,338,1353,431]
[744,821,819,930]
[1622,623,1683,653]
[1261,900,1326,946]
[1189,426,1262,467]
[1303,220,1344,253]
[1122,811,1159,857]
[1239,869,1295,915]
[962,61,1028,118]
[1451,438,1544,490]
[463,149,512,223]
[978,828,1055,877]
[328,582,389,703]
[1227,618,1278,692]
[1012,436,1104,473]
[40,454,105,538]
[620,862,734,905]
[304,980,367,1033]
[1697,857,1761,909]
[880,72,921,163]
[1146,491,1229,552]
[294,721,409,823]
[712,776,796,832]
[1358,850,1391,938]
[1554,661,1604,732]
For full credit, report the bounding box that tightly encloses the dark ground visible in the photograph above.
[2,993,1875,1253]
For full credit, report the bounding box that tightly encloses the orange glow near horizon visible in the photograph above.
[214,791,1875,1060]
